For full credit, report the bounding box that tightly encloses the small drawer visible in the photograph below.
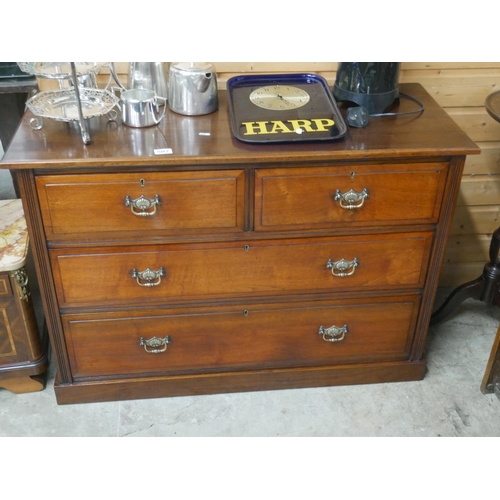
[62,295,420,379]
[36,170,246,240]
[254,163,448,231]
[50,232,433,308]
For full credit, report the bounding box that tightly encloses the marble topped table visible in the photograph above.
[0,199,28,272]
[0,198,47,394]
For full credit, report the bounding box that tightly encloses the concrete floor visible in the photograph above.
[0,168,499,437]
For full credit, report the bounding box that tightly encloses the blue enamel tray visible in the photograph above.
[227,73,347,144]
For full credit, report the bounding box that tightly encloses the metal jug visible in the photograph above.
[120,88,166,128]
[168,62,218,116]
[110,62,168,101]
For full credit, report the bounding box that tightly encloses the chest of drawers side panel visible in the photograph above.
[410,155,467,360]
[16,169,73,384]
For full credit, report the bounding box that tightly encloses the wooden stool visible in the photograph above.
[0,199,48,393]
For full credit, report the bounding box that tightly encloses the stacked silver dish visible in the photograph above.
[19,62,119,144]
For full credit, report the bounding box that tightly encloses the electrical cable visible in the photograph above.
[369,92,425,117]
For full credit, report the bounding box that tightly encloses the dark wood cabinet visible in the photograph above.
[0,83,480,404]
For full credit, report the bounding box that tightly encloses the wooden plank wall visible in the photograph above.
[40,62,500,287]
[402,63,500,286]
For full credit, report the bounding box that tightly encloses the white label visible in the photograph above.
[154,148,173,155]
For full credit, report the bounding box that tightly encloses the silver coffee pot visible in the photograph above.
[168,62,218,116]
[110,62,168,101]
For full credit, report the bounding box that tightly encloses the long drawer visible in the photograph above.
[36,170,246,240]
[254,163,448,231]
[51,232,433,308]
[62,295,421,379]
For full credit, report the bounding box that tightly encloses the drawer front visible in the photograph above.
[36,170,245,239]
[255,163,448,231]
[51,232,433,308]
[62,295,420,378]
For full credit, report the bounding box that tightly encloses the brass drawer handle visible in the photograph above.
[334,188,369,209]
[140,335,171,354]
[125,194,161,216]
[131,267,166,287]
[326,258,359,277]
[318,324,348,342]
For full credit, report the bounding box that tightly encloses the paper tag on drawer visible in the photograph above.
[154,148,173,155]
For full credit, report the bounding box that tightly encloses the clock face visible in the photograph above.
[249,85,310,110]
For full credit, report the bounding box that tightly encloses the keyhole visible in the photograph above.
[140,178,145,187]
[350,171,355,179]
[244,245,250,252]
[244,310,249,317]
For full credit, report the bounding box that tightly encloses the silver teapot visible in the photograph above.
[168,62,218,116]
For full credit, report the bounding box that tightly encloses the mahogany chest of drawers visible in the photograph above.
[0,83,480,404]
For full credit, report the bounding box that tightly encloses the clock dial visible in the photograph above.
[249,85,310,110]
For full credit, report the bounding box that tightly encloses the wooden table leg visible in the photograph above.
[481,322,500,400]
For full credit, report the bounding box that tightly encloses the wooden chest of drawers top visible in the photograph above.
[0,83,479,171]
